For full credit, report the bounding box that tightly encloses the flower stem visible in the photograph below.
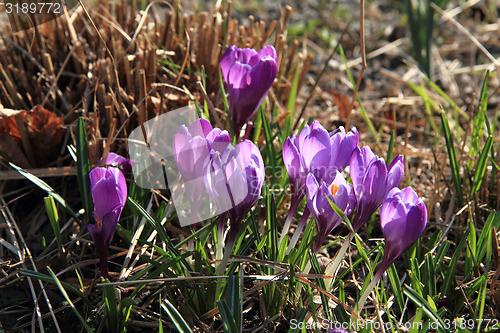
[285,206,310,255]
[278,195,301,250]
[215,235,235,299]
[354,268,384,315]
[324,232,354,290]
[99,250,109,279]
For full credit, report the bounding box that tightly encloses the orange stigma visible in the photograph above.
[96,218,103,231]
[330,184,339,197]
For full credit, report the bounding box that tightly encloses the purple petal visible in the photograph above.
[362,159,388,204]
[308,121,323,131]
[257,45,277,61]
[227,61,252,90]
[89,167,107,189]
[188,118,213,138]
[335,127,359,171]
[235,47,259,66]
[380,198,408,244]
[207,129,231,153]
[400,184,420,205]
[220,45,238,82]
[387,154,405,189]
[173,125,190,157]
[301,127,331,179]
[90,167,127,220]
[349,147,365,191]
[305,173,320,206]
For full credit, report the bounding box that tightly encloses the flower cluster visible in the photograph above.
[173,118,265,239]
[219,45,426,263]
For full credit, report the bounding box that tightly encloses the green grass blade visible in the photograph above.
[10,162,81,225]
[265,188,279,262]
[226,275,241,329]
[76,117,93,223]
[127,197,191,271]
[470,135,493,196]
[469,71,489,167]
[404,285,447,333]
[46,267,93,333]
[288,308,308,333]
[217,275,241,332]
[442,230,469,297]
[218,67,233,138]
[309,249,333,321]
[161,298,193,333]
[44,196,64,254]
[217,300,239,333]
[101,279,118,333]
[21,269,93,307]
[387,264,404,314]
[282,63,300,144]
[387,130,395,167]
[260,106,277,181]
[326,196,353,232]
[440,112,463,207]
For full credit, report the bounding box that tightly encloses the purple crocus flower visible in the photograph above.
[220,45,278,137]
[349,146,405,232]
[204,140,265,241]
[284,122,359,199]
[280,122,358,248]
[379,187,428,271]
[355,186,427,313]
[100,152,135,173]
[173,118,231,222]
[306,171,356,253]
[87,167,127,278]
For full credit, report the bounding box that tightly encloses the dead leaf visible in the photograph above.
[328,89,353,118]
[0,106,65,167]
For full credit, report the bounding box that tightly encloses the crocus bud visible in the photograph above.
[379,187,428,270]
[220,45,278,136]
[349,146,404,232]
[355,186,427,314]
[306,172,357,253]
[100,152,135,173]
[87,167,127,278]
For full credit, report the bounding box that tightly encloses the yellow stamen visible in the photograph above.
[330,184,339,197]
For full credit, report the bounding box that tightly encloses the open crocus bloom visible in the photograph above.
[100,152,135,173]
[204,140,265,228]
[87,166,127,278]
[379,187,428,271]
[349,146,405,232]
[220,45,278,136]
[306,171,356,253]
[283,121,358,201]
